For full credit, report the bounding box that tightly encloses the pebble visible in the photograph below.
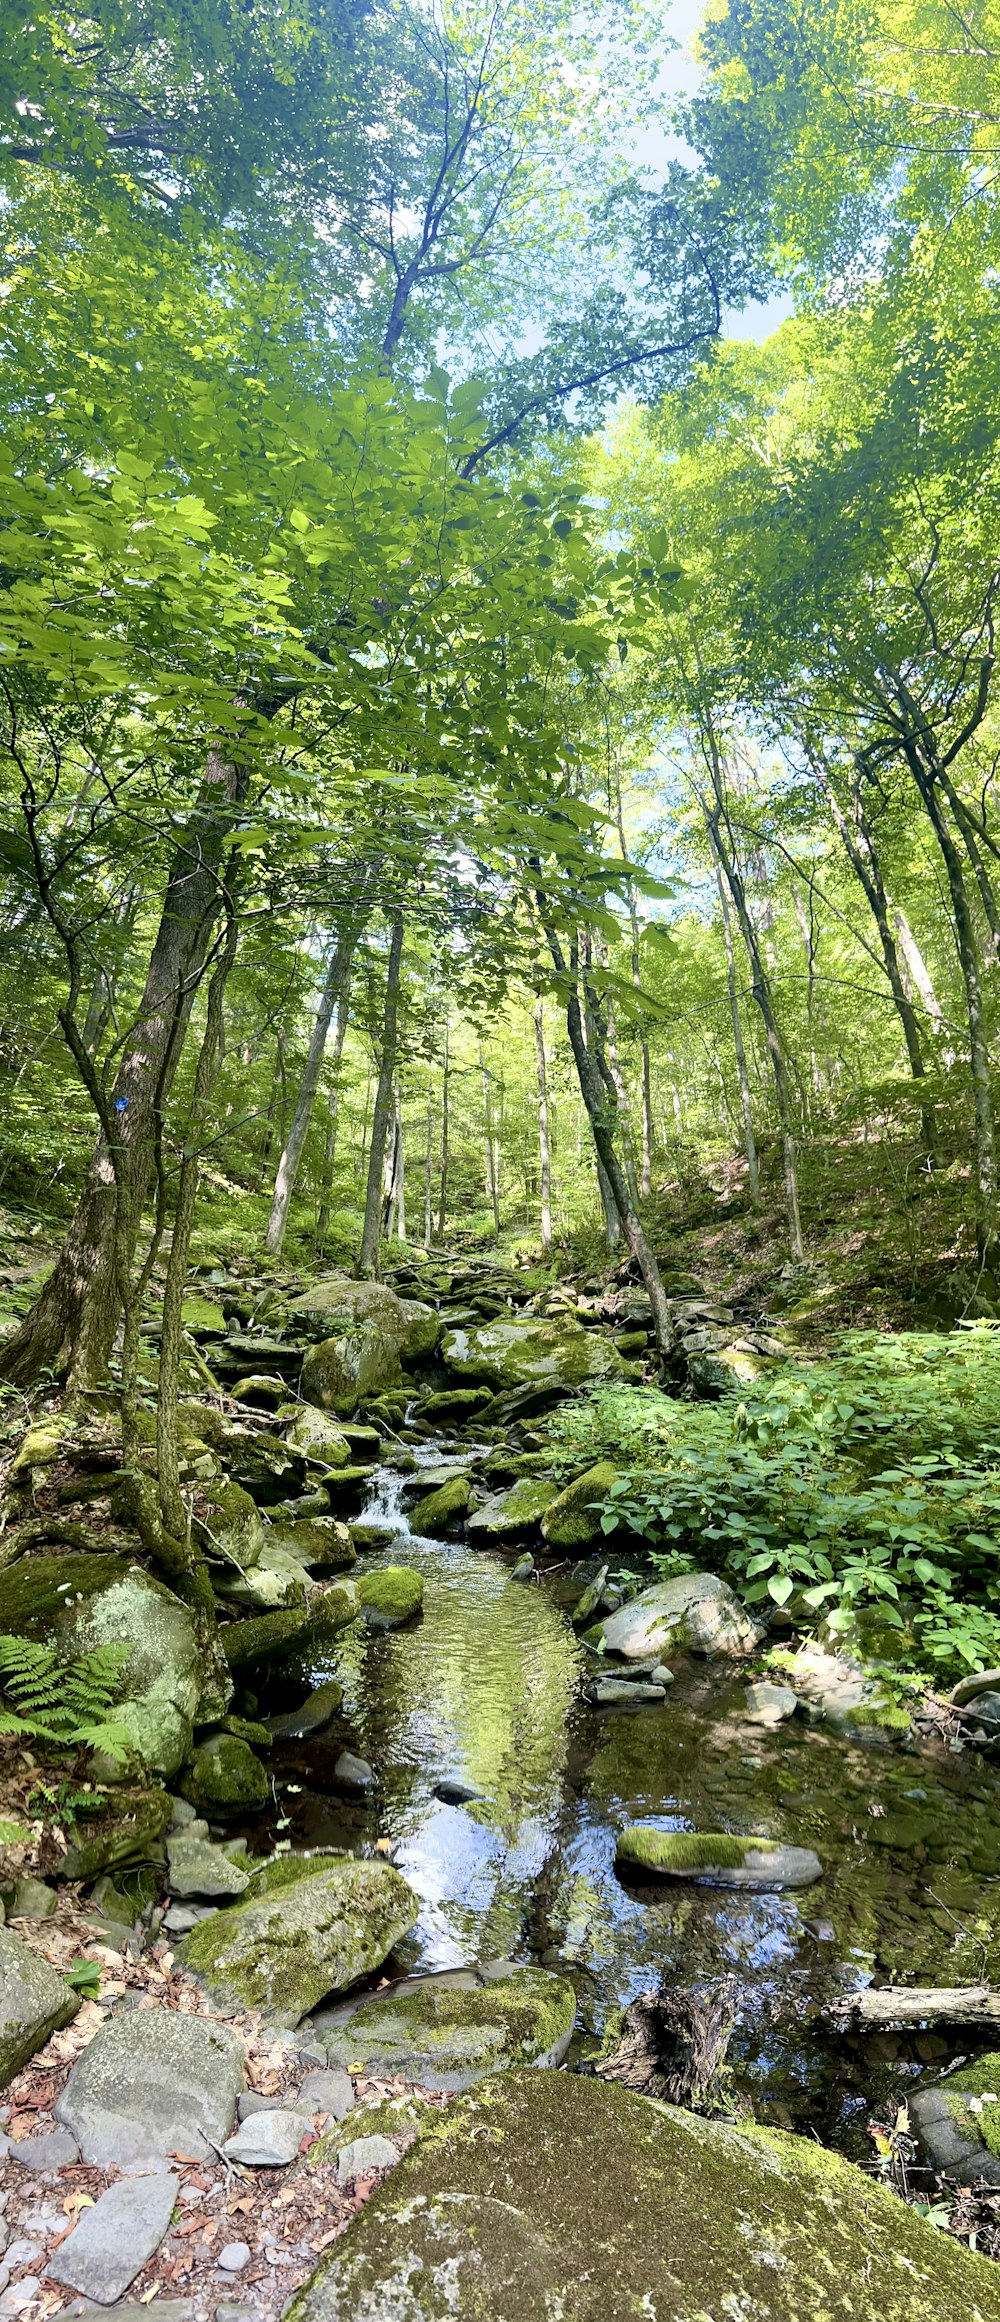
[0,2278,40,2315]
[1,2246,41,2277]
[217,2242,252,2273]
[222,2109,304,2166]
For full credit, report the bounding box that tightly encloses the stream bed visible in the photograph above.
[254,1436,1000,2164]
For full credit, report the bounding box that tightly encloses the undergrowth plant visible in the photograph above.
[549,1328,1000,1676]
[0,1636,132,1764]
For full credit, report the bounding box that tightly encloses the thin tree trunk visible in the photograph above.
[395,1084,406,1242]
[534,996,553,1251]
[713,859,759,1202]
[266,918,363,1254]
[892,906,950,1056]
[424,1093,433,1249]
[481,1052,500,1234]
[901,736,995,1254]
[359,912,404,1275]
[314,985,352,1253]
[437,1018,450,1239]
[2,748,242,1387]
[809,748,933,1142]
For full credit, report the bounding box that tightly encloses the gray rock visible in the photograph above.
[56,2008,245,2165]
[0,2279,40,2315]
[7,2128,79,2170]
[167,1831,250,1900]
[297,2068,355,2120]
[317,1965,576,2094]
[595,1572,762,1661]
[93,2307,192,2321]
[9,1878,57,1922]
[0,1926,79,2090]
[169,1797,201,1828]
[47,2169,179,2304]
[509,1553,535,1582]
[222,2109,304,2166]
[337,2134,400,2186]
[587,1678,667,1707]
[162,1903,215,1935]
[178,1853,420,2026]
[218,2243,252,2273]
[911,2079,1000,2186]
[333,1750,375,1791]
[745,1681,800,1726]
[265,1681,343,1740]
[433,1777,485,1805]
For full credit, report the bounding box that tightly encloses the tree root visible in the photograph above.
[595,1978,738,2107]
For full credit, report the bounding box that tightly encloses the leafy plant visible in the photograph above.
[64,1958,102,2000]
[0,1636,132,1764]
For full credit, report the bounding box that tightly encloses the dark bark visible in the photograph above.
[596,1979,737,2107]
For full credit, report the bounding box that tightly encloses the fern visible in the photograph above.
[0,1636,132,1765]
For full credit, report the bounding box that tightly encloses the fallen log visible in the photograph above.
[950,1668,1000,1707]
[829,1984,1000,2030]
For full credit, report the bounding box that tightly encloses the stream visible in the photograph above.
[257,1431,1000,2165]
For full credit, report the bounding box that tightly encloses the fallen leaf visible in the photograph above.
[63,2193,95,2218]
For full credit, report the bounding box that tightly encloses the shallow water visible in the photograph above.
[262,1439,1000,2153]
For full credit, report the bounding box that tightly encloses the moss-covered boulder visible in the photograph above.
[285,2069,1000,2322]
[0,1926,79,2090]
[60,1785,173,1881]
[357,1567,424,1630]
[688,1344,771,1396]
[468,1478,556,1538]
[301,1328,403,1415]
[594,1571,762,1661]
[411,1476,470,1535]
[912,2054,1000,2186]
[290,1278,439,1367]
[181,1732,270,1816]
[540,1461,619,1549]
[440,1315,626,1394]
[178,1853,421,2026]
[419,1387,493,1421]
[279,1580,361,1682]
[197,1479,265,1565]
[317,1967,575,2092]
[615,1826,822,1890]
[0,1553,219,1779]
[283,1406,354,1466]
[310,2091,436,2167]
[220,1606,308,1671]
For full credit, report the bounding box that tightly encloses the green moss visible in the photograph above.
[842,1698,911,1733]
[943,2056,1000,2158]
[220,1607,307,1670]
[243,1849,350,1897]
[177,1857,421,2025]
[357,1566,424,1628]
[219,1713,273,1749]
[616,1827,773,1874]
[323,1970,575,2087]
[0,1553,131,1636]
[541,1461,620,1549]
[411,1477,470,1534]
[310,2093,436,2165]
[180,1732,269,1814]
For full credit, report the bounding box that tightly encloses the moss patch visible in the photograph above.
[357,1567,424,1629]
[322,1970,575,2089]
[178,1857,420,2025]
[410,1477,470,1535]
[220,1608,307,1671]
[180,1732,269,1815]
[616,1827,759,1874]
[540,1461,619,1549]
[944,2056,1000,2157]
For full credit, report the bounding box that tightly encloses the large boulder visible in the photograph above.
[593,1572,762,1661]
[55,2008,245,2165]
[314,1965,575,2092]
[0,1926,79,2089]
[197,1479,266,1562]
[0,1552,226,1778]
[290,1278,440,1362]
[411,1475,470,1534]
[912,2054,1000,2187]
[180,1732,270,1816]
[440,1315,626,1394]
[301,1328,403,1415]
[540,1462,618,1549]
[468,1478,557,1537]
[178,1851,420,2026]
[285,2069,1000,2322]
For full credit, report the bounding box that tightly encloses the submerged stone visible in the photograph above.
[178,1854,420,2025]
[284,2068,1000,2322]
[615,1825,822,1889]
[315,1966,575,2092]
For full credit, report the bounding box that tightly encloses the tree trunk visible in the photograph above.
[537,901,674,1352]
[424,1093,433,1249]
[359,912,404,1275]
[437,1017,450,1239]
[892,906,951,1058]
[314,985,352,1253]
[266,919,363,1255]
[534,996,553,1251]
[902,735,995,1254]
[0,749,242,1387]
[829,1985,1000,2030]
[394,1084,406,1242]
[713,859,759,1202]
[809,748,933,1143]
[481,1053,501,1234]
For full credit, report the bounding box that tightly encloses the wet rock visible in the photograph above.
[433,1777,485,1805]
[593,1572,762,1661]
[571,1563,609,1623]
[411,1476,470,1534]
[440,1314,626,1393]
[357,1567,424,1629]
[745,1681,800,1726]
[47,2170,179,2305]
[223,2109,304,2166]
[284,2068,999,2322]
[615,1826,822,1889]
[0,1927,79,2089]
[180,1733,269,1816]
[468,1479,555,1537]
[178,1852,420,2026]
[55,2010,244,2164]
[316,1966,575,2093]
[167,1830,250,1900]
[280,1582,360,1681]
[265,1680,343,1739]
[542,1464,619,1550]
[509,1554,534,1582]
[780,1642,910,1735]
[587,1678,667,1708]
[334,1749,375,1791]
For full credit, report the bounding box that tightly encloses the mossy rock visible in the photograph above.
[60,1786,173,1881]
[468,1478,555,1538]
[280,1581,361,1682]
[0,1926,80,2091]
[285,2068,1000,2322]
[540,1461,619,1549]
[283,1406,354,1467]
[243,1849,351,1899]
[419,1388,493,1420]
[197,1478,265,1564]
[180,1294,226,1337]
[0,1553,211,1780]
[411,1476,470,1535]
[266,1517,356,1572]
[180,1733,270,1815]
[357,1567,424,1631]
[319,1967,575,2092]
[615,1826,822,1889]
[311,2092,436,2167]
[178,1856,420,2026]
[220,1608,308,1671]
[439,1315,626,1393]
[301,1328,403,1417]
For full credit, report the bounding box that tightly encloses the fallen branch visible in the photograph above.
[829,1984,1000,2029]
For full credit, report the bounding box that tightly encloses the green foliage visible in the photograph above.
[63,1957,102,2000]
[552,1329,1000,1676]
[0,1636,132,1763]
